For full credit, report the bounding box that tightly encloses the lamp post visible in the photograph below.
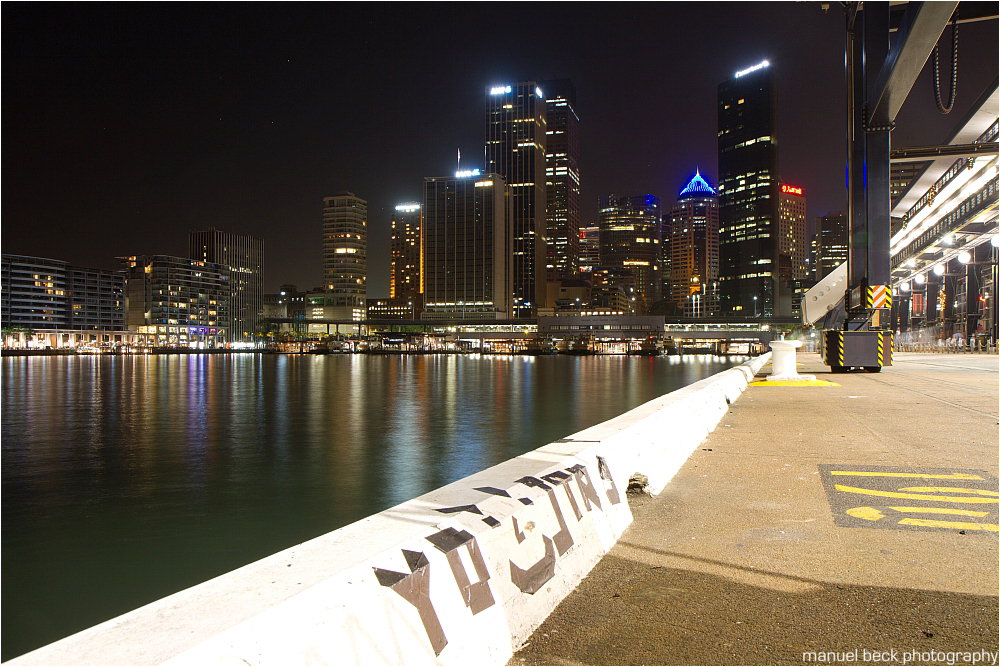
[753,296,758,318]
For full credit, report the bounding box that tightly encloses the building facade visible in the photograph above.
[578,224,600,272]
[815,211,849,281]
[485,82,547,316]
[717,60,782,317]
[543,79,581,283]
[422,172,511,319]
[390,202,423,301]
[1,255,125,331]
[189,228,263,341]
[668,171,720,316]
[122,255,230,346]
[777,183,808,280]
[597,194,662,314]
[322,193,367,318]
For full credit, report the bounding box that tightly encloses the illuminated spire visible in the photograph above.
[679,168,716,197]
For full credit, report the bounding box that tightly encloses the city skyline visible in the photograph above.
[3,3,997,295]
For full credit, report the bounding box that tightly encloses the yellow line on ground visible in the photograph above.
[846,507,885,520]
[898,518,999,532]
[749,380,840,387]
[888,506,991,517]
[830,471,984,480]
[833,484,1000,504]
[897,487,998,496]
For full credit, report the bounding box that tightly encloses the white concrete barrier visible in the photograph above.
[9,353,770,667]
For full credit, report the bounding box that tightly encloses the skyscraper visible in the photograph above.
[322,193,367,319]
[189,228,263,341]
[778,183,808,280]
[816,211,849,280]
[390,202,422,300]
[543,79,580,283]
[668,171,720,316]
[598,194,662,314]
[578,224,600,272]
[717,60,782,317]
[422,172,511,319]
[485,82,547,317]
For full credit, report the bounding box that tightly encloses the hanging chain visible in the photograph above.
[933,16,958,114]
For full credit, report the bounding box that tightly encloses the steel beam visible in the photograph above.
[890,141,1000,162]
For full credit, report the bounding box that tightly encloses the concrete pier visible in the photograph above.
[512,352,999,665]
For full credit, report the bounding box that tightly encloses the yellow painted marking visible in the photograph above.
[898,518,999,532]
[749,380,840,387]
[833,484,999,504]
[888,506,991,517]
[830,471,984,480]
[897,487,998,496]
[846,507,884,521]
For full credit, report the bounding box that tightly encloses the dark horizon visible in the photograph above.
[3,3,997,295]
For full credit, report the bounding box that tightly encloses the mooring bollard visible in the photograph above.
[767,340,816,382]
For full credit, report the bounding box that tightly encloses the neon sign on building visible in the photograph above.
[781,184,804,196]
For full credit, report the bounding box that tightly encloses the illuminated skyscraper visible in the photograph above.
[598,194,662,314]
[189,228,263,341]
[718,60,783,317]
[778,183,808,280]
[322,193,367,319]
[543,79,580,282]
[390,202,422,300]
[485,82,547,317]
[668,171,720,316]
[578,224,600,272]
[816,211,849,280]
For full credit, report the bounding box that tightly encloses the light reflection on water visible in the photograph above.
[1,353,742,660]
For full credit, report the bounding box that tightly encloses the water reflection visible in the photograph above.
[1,353,742,660]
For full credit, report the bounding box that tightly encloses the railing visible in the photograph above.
[894,341,998,354]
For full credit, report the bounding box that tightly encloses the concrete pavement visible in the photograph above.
[511,352,999,665]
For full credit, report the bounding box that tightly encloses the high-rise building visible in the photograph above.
[422,172,511,319]
[543,79,581,283]
[718,60,782,317]
[777,183,808,280]
[322,193,367,319]
[598,194,662,314]
[578,224,600,272]
[485,82,547,317]
[122,255,230,346]
[668,171,720,316]
[390,202,423,300]
[816,211,849,280]
[1,255,125,331]
[189,228,263,341]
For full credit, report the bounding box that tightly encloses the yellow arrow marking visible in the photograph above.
[897,487,998,496]
[833,484,999,504]
[898,518,999,532]
[888,506,991,517]
[846,507,884,521]
[830,471,984,480]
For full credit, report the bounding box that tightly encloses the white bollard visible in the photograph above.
[767,340,816,382]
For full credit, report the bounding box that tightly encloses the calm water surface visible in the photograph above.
[1,353,742,659]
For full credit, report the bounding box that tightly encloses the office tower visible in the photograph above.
[321,193,367,320]
[597,194,662,314]
[668,171,720,316]
[778,183,808,280]
[121,255,230,346]
[485,81,547,316]
[543,79,581,282]
[578,224,600,272]
[422,172,511,319]
[816,211,849,280]
[189,228,263,342]
[718,60,782,317]
[1,255,125,331]
[390,203,423,300]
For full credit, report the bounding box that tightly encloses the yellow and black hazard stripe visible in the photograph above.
[877,331,884,366]
[867,284,891,309]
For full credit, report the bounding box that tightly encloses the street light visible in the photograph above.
[958,251,972,264]
[753,296,758,317]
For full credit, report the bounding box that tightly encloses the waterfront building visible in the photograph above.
[366,297,422,320]
[589,266,636,315]
[390,202,423,301]
[1,255,125,332]
[815,211,849,281]
[121,255,230,347]
[578,224,600,273]
[598,194,662,314]
[322,193,367,319]
[543,79,581,283]
[189,228,263,341]
[422,172,511,319]
[778,183,808,280]
[668,171,720,317]
[718,60,783,317]
[485,81,547,316]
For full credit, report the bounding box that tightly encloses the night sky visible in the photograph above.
[4,3,997,295]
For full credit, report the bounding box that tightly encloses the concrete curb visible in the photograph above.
[9,353,770,667]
